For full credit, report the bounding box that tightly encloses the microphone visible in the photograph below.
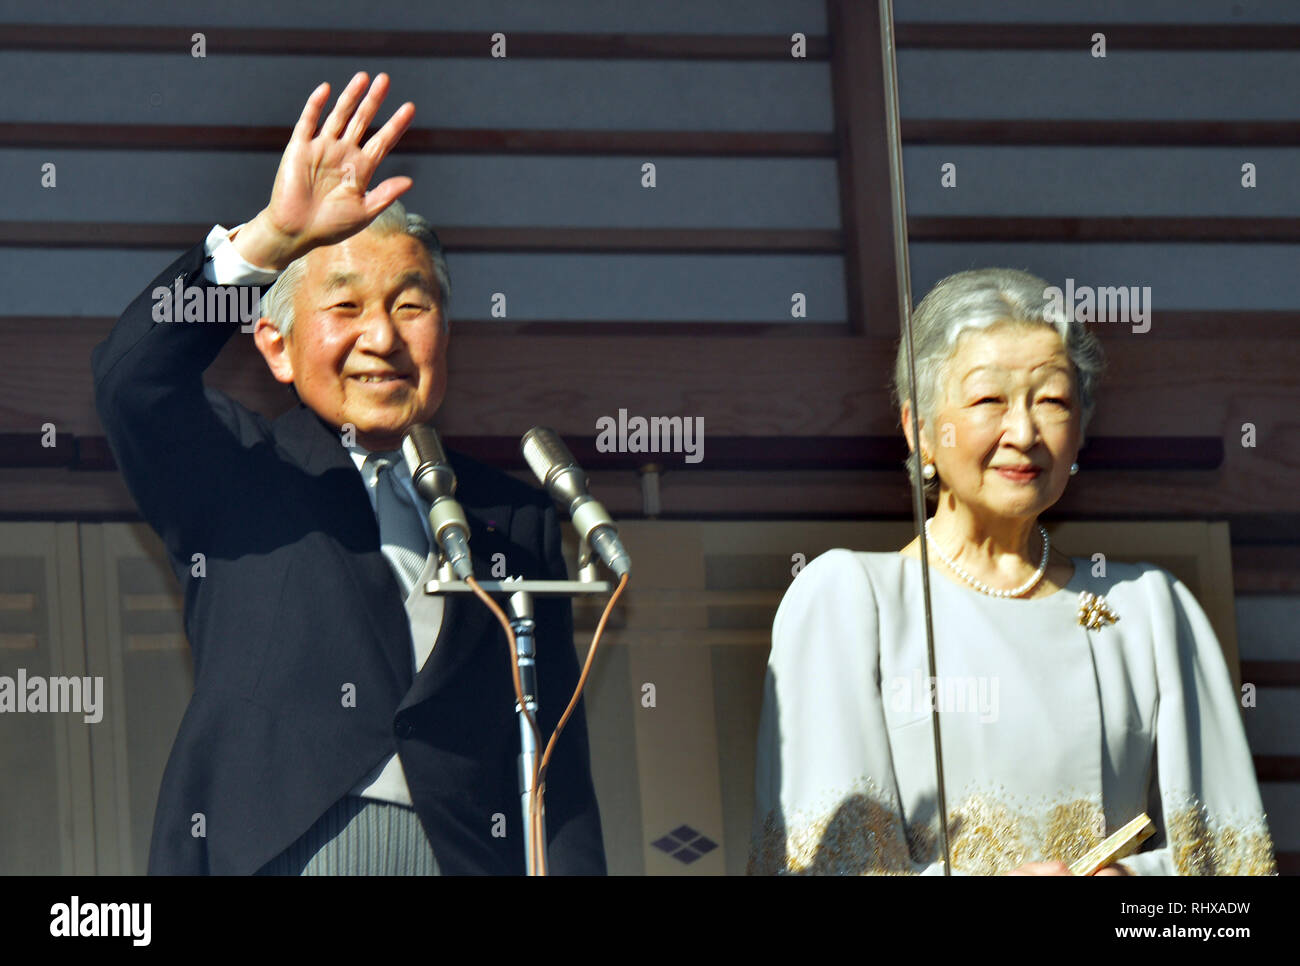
[520,427,630,579]
[401,424,474,581]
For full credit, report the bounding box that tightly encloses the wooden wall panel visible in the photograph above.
[0,523,95,874]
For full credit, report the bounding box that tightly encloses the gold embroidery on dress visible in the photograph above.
[944,794,1106,874]
[1163,796,1277,876]
[747,777,915,875]
[748,783,1278,875]
[748,779,1106,875]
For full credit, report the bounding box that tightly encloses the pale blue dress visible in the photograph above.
[749,550,1276,875]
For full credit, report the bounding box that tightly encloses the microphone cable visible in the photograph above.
[466,571,629,876]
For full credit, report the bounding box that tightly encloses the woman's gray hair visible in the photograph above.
[890,267,1106,502]
[258,200,451,338]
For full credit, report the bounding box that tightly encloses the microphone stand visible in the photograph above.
[422,542,612,875]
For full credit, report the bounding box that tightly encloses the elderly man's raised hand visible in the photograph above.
[232,72,415,272]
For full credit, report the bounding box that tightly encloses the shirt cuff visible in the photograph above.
[202,223,284,286]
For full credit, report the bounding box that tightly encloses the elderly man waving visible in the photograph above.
[92,72,606,876]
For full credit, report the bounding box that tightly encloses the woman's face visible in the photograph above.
[908,322,1082,522]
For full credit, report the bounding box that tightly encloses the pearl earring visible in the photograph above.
[922,461,936,480]
[1069,462,1079,476]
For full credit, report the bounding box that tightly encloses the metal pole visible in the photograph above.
[878,0,952,875]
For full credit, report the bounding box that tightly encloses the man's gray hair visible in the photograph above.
[258,200,451,338]
[890,267,1106,501]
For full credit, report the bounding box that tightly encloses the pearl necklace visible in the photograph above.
[923,518,1050,599]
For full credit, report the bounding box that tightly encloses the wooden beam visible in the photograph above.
[6,316,1298,512]
[8,320,1298,438]
[910,217,1300,244]
[1239,661,1300,688]
[1254,756,1300,782]
[0,223,844,254]
[827,0,897,335]
[10,314,1293,342]
[895,23,1300,50]
[1234,546,1300,594]
[905,119,1300,146]
[8,120,1299,154]
[0,432,1227,474]
[372,313,1300,340]
[0,123,836,157]
[10,465,1300,523]
[12,219,1300,251]
[0,433,66,468]
[10,22,1300,59]
[0,24,829,59]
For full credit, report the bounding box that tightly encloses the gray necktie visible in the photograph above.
[364,452,430,597]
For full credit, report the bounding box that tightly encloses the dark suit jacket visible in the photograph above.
[91,241,606,875]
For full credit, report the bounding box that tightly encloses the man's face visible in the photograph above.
[257,230,448,452]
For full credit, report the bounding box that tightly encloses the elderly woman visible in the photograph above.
[748,268,1276,875]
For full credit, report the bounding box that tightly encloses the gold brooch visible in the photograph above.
[1077,591,1120,630]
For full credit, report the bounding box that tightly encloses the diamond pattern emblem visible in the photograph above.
[651,824,719,864]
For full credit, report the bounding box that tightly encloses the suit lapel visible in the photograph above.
[397,501,515,712]
[272,404,414,694]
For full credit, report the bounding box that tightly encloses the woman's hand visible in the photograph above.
[233,71,415,271]
[1005,860,1131,875]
